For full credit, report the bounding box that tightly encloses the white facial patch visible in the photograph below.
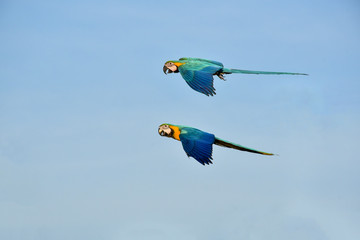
[168,65,177,71]
[158,125,172,136]
[166,62,178,72]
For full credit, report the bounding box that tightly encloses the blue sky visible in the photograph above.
[1,0,359,239]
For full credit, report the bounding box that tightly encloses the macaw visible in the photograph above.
[158,123,274,165]
[163,57,307,96]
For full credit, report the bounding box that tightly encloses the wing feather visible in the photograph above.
[179,128,215,165]
[179,64,221,96]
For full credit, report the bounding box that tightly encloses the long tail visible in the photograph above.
[223,68,307,76]
[214,137,274,156]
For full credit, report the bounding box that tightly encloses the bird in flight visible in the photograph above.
[158,123,274,165]
[163,57,307,96]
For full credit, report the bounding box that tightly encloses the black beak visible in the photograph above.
[160,131,165,136]
[163,65,173,74]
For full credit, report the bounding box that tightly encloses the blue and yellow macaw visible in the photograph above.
[158,123,274,165]
[163,57,307,96]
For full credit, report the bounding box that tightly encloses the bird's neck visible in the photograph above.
[169,125,181,141]
[174,62,185,67]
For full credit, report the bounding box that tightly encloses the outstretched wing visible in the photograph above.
[178,62,222,96]
[179,128,215,165]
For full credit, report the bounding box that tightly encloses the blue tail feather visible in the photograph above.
[222,68,307,75]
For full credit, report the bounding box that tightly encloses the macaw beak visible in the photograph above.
[163,65,173,74]
[159,130,165,136]
[163,65,168,74]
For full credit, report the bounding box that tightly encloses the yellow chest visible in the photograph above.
[170,126,181,141]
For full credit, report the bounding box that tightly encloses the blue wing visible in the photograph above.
[179,127,215,165]
[178,64,222,96]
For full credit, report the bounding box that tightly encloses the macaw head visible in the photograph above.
[158,124,173,137]
[163,61,179,74]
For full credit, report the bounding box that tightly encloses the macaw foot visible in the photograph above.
[216,72,226,80]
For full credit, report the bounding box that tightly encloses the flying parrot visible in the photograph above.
[163,57,307,96]
[158,123,274,165]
